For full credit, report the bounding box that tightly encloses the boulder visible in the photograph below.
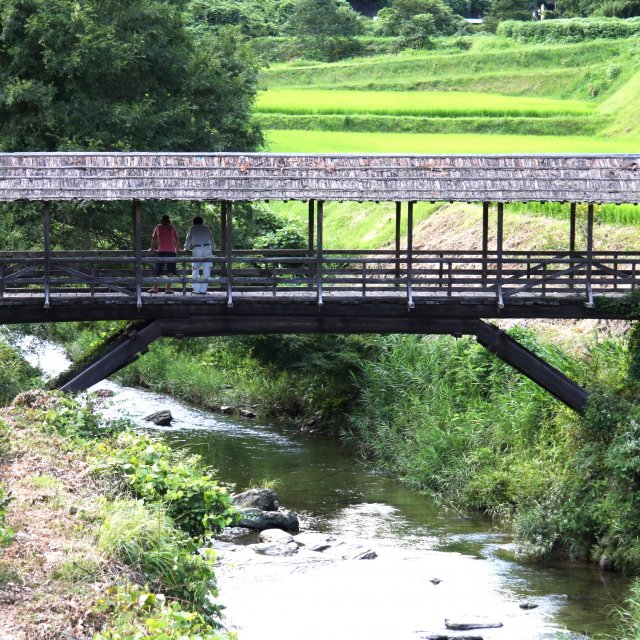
[519,602,538,610]
[220,405,234,414]
[323,540,377,560]
[215,526,256,543]
[253,541,299,557]
[445,617,503,630]
[420,636,483,640]
[144,410,173,426]
[239,408,257,418]
[294,532,335,552]
[92,388,115,398]
[233,488,280,512]
[259,529,294,544]
[237,508,299,533]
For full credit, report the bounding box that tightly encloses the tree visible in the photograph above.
[375,0,465,36]
[0,0,264,250]
[0,0,262,152]
[288,0,366,59]
[399,13,437,47]
[483,0,534,30]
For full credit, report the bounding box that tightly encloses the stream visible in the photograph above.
[13,333,633,640]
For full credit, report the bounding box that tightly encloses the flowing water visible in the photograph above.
[13,334,632,640]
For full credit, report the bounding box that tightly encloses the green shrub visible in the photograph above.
[96,586,232,639]
[96,433,237,537]
[0,483,14,547]
[38,393,124,440]
[0,340,40,406]
[498,17,640,42]
[98,499,221,620]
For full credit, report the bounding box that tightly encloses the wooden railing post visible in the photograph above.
[317,200,323,305]
[225,201,233,307]
[569,202,576,288]
[586,203,594,307]
[496,202,504,308]
[395,201,401,288]
[407,200,414,309]
[43,202,51,308]
[482,201,489,287]
[133,201,142,308]
[308,199,315,288]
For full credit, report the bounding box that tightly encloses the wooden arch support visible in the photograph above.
[58,317,590,414]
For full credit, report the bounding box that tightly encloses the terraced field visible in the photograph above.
[257,36,640,152]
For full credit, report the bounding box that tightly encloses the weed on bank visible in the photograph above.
[0,390,237,639]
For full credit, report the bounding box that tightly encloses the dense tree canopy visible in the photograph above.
[0,0,262,152]
[375,0,466,35]
[0,0,265,250]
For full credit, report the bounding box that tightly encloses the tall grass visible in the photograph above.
[255,113,604,136]
[256,89,595,118]
[265,129,640,153]
[510,202,640,227]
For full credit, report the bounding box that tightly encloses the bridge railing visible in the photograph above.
[0,249,637,306]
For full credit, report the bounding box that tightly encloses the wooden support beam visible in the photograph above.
[43,202,51,309]
[308,199,315,252]
[496,202,504,308]
[586,203,594,307]
[482,201,489,286]
[474,320,589,413]
[407,201,414,309]
[317,200,324,305]
[308,199,315,288]
[225,201,233,307]
[59,320,162,392]
[220,201,228,255]
[133,201,142,308]
[569,202,577,254]
[395,201,402,288]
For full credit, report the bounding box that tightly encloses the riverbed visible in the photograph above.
[15,333,631,640]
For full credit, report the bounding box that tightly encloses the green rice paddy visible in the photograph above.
[265,130,640,154]
[256,89,595,118]
[257,36,640,155]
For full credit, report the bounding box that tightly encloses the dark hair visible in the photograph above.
[161,215,171,224]
[193,216,203,225]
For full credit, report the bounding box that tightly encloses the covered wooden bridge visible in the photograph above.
[1,152,639,412]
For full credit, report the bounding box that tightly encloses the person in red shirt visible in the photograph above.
[149,214,180,293]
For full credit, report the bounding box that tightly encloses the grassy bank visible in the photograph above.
[0,390,237,638]
[265,129,640,153]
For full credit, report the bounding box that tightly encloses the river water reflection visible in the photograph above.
[16,334,631,640]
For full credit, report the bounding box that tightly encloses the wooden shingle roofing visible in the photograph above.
[0,152,638,203]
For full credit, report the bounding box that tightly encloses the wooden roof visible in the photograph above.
[0,152,638,203]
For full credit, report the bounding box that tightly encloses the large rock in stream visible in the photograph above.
[237,507,299,532]
[144,410,173,426]
[233,488,280,511]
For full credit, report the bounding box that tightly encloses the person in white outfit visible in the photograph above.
[184,216,214,294]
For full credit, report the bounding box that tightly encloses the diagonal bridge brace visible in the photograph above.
[58,316,590,413]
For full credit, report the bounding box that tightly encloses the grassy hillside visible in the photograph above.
[257,36,640,150]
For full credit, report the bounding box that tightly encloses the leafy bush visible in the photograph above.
[38,394,124,440]
[95,586,231,640]
[96,433,237,537]
[0,340,40,406]
[498,17,640,42]
[98,499,221,620]
[0,483,14,547]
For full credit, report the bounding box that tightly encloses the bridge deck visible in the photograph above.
[0,248,633,322]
